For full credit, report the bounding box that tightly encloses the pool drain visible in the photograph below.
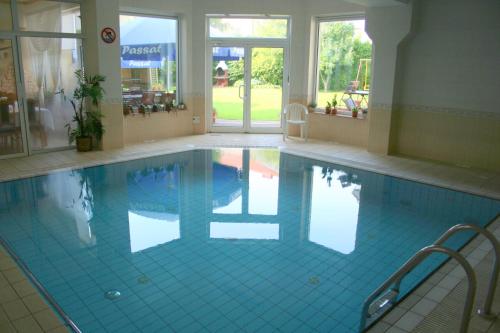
[104,290,121,300]
[137,275,150,284]
[308,276,320,285]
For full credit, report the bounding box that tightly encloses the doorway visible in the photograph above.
[206,15,290,134]
[209,45,287,133]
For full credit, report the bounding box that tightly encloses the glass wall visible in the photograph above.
[119,15,178,114]
[0,39,22,156]
[0,0,83,154]
[0,0,13,30]
[17,0,81,33]
[21,37,83,150]
[315,19,372,112]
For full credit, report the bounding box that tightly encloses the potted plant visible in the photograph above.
[63,70,106,152]
[352,107,359,118]
[325,101,332,114]
[307,102,317,113]
[331,95,338,115]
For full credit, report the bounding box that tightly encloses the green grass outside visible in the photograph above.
[212,86,370,120]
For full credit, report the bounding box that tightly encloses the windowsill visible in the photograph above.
[124,108,188,117]
[311,108,367,120]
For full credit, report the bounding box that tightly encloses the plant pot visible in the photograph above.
[332,108,337,115]
[352,111,358,118]
[325,107,331,114]
[76,136,92,152]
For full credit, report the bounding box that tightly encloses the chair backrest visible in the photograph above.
[284,103,308,121]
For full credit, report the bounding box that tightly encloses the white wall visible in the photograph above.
[397,0,500,112]
[391,0,500,170]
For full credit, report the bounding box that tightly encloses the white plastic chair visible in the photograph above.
[283,103,309,141]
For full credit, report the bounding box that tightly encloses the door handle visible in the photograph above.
[238,85,245,100]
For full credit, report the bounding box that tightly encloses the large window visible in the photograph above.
[0,0,83,154]
[119,14,179,113]
[315,18,372,113]
[208,16,288,39]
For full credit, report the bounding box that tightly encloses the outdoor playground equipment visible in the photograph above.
[342,58,371,112]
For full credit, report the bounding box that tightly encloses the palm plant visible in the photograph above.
[63,70,106,149]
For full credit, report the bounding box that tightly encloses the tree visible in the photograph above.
[318,22,355,92]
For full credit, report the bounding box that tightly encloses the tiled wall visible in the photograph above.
[392,0,500,171]
[123,109,194,144]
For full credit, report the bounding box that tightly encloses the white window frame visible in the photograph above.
[312,14,368,110]
[119,12,182,104]
[205,14,291,134]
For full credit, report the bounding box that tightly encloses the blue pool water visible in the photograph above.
[0,148,499,333]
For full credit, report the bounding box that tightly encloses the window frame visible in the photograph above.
[206,14,291,43]
[312,14,369,110]
[119,12,181,104]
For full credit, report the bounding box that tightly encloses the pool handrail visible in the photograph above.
[359,245,476,333]
[432,223,500,319]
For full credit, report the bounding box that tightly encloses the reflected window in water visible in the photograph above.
[129,211,180,252]
[308,166,361,254]
[212,149,243,214]
[249,150,279,215]
[127,163,181,252]
[210,222,279,240]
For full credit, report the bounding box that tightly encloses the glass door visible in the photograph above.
[211,46,246,129]
[249,47,284,130]
[0,38,25,157]
[209,45,287,133]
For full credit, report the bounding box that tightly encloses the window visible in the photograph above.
[0,0,13,30]
[119,14,179,112]
[208,16,288,39]
[315,18,372,113]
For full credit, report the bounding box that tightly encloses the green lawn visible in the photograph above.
[213,87,282,121]
[212,86,369,120]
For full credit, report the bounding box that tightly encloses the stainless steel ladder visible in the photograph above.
[359,223,500,333]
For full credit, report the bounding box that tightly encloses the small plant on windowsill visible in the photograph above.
[325,101,332,114]
[61,70,106,152]
[331,95,338,115]
[307,102,317,113]
[352,106,359,118]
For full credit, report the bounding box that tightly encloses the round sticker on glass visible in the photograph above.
[101,27,116,44]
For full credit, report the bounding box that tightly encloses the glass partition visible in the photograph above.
[17,0,81,33]
[0,0,13,31]
[0,39,23,156]
[20,37,83,150]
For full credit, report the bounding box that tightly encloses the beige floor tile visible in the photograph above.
[34,308,63,331]
[0,285,20,304]
[12,315,44,333]
[22,294,49,314]
[0,321,16,333]
[0,257,17,271]
[12,280,36,298]
[47,325,71,333]
[2,268,26,284]
[0,308,9,324]
[2,299,30,321]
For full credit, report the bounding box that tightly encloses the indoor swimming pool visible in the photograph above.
[0,148,499,332]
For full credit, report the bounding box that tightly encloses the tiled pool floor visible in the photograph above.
[0,134,499,333]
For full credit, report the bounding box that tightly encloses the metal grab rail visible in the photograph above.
[433,224,500,319]
[359,245,476,333]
